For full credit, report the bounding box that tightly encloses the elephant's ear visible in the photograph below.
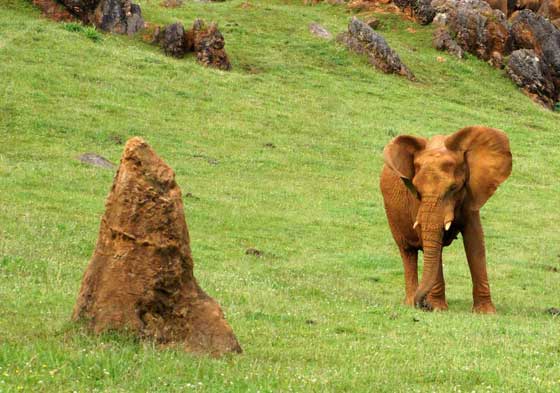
[446,126,512,211]
[383,135,427,196]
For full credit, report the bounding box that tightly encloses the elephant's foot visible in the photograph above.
[472,302,496,314]
[427,296,448,312]
[404,295,415,307]
[414,297,433,311]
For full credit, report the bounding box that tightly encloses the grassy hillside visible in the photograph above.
[1,0,559,391]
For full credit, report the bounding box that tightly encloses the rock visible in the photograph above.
[432,27,464,58]
[97,0,143,35]
[33,0,76,22]
[538,0,560,28]
[73,138,242,356]
[57,0,144,35]
[433,12,448,25]
[484,0,508,14]
[507,49,558,108]
[309,22,333,39]
[432,0,511,67]
[189,19,232,71]
[153,19,231,70]
[337,17,415,80]
[510,10,560,82]
[364,16,381,29]
[546,307,560,316]
[76,153,116,169]
[394,0,436,24]
[156,22,187,58]
[245,248,263,257]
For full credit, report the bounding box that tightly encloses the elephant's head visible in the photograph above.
[383,126,512,307]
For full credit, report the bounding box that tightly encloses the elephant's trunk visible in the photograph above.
[414,198,444,308]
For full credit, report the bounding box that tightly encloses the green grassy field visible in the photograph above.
[1,0,560,391]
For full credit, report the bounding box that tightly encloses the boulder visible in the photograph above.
[507,49,558,108]
[432,27,464,58]
[432,0,511,67]
[510,10,560,80]
[394,0,436,24]
[73,137,242,356]
[155,22,187,58]
[56,0,144,35]
[189,19,232,71]
[153,19,231,70]
[484,0,508,14]
[538,0,560,28]
[33,0,76,22]
[337,17,415,80]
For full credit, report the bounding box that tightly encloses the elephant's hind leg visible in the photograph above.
[427,259,448,311]
[399,247,418,306]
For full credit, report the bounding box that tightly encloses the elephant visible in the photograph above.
[380,126,512,313]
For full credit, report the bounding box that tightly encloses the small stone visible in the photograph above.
[309,22,332,39]
[546,307,560,316]
[245,248,263,257]
[76,153,115,169]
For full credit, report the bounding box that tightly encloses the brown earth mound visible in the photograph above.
[72,137,242,357]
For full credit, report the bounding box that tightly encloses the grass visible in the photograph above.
[1,0,560,391]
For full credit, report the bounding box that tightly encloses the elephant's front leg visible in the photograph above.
[399,247,418,306]
[462,211,496,314]
[427,257,448,311]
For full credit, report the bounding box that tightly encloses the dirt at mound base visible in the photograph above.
[72,137,242,356]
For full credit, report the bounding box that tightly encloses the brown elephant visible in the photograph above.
[380,126,512,313]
